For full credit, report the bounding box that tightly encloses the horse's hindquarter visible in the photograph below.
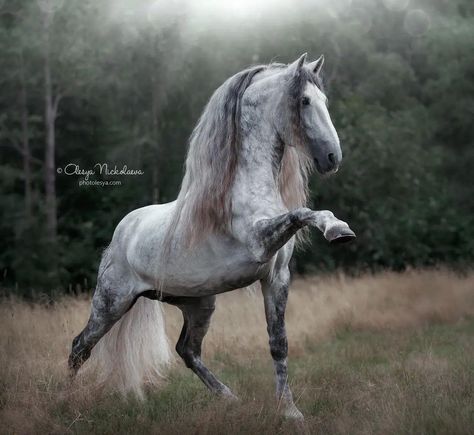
[113,203,270,296]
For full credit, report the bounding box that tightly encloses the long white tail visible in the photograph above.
[86,298,173,398]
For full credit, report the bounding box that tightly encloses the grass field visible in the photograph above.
[1,269,473,434]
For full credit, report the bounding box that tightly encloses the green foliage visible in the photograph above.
[0,0,473,294]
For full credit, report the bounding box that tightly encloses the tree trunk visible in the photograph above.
[43,12,58,247]
[151,74,160,204]
[19,50,32,221]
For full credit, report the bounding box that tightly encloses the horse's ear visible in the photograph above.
[308,55,324,76]
[288,53,307,77]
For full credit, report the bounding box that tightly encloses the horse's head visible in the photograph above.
[274,53,342,175]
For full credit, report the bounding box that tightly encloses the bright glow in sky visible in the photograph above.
[191,0,294,17]
[109,0,357,25]
[105,0,431,40]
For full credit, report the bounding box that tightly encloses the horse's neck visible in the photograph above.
[232,134,286,219]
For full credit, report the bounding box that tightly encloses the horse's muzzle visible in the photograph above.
[314,155,340,175]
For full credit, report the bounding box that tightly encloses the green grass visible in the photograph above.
[45,318,474,435]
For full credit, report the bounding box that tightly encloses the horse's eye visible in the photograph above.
[302,96,310,106]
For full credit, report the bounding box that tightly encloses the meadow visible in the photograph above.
[1,269,473,434]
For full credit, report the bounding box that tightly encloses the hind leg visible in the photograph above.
[68,284,134,376]
[173,296,237,399]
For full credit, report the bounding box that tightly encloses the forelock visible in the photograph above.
[303,67,325,96]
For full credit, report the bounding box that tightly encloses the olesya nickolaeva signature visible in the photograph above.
[58,163,144,180]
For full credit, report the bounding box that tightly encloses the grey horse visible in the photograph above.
[69,53,355,419]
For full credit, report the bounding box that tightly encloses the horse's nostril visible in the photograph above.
[328,153,336,166]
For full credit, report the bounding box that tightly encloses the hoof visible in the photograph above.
[330,231,356,244]
[68,364,79,383]
[282,403,304,421]
[325,223,356,244]
[223,392,240,402]
[219,387,239,402]
[68,356,80,378]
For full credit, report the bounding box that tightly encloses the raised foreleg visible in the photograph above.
[249,207,355,263]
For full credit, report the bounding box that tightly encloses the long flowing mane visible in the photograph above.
[166,63,313,249]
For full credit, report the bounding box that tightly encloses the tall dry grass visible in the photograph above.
[1,269,473,433]
[203,268,474,358]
